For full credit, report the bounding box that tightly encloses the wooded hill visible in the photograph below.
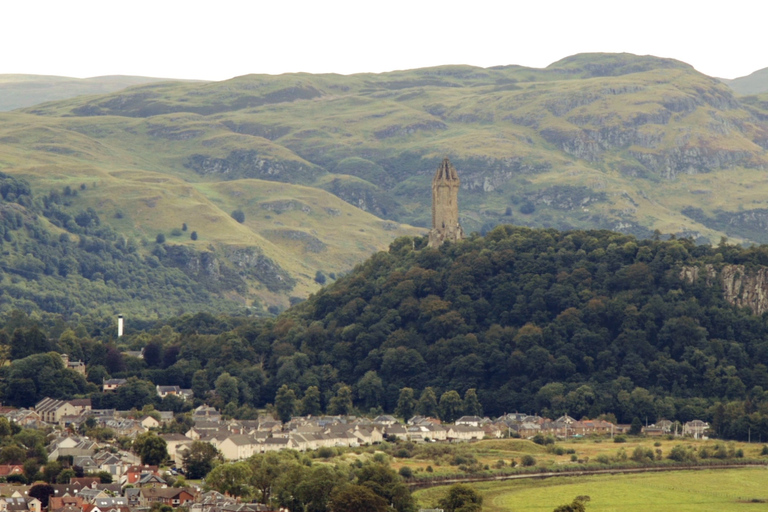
[4,226,768,441]
[4,53,768,311]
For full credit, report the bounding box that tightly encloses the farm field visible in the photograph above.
[414,467,768,511]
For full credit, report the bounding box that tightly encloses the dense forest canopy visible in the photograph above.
[3,225,768,440]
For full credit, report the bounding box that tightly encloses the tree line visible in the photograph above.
[3,225,768,440]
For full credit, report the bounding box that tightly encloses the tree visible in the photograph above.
[29,484,55,508]
[43,460,62,483]
[215,372,240,407]
[248,452,298,504]
[439,390,463,423]
[231,210,245,223]
[156,233,165,244]
[57,468,75,484]
[463,388,483,417]
[395,387,416,420]
[190,231,198,240]
[206,461,253,499]
[328,484,388,512]
[327,385,353,415]
[356,371,383,411]
[416,387,438,417]
[630,417,643,436]
[301,386,322,416]
[133,433,167,466]
[275,384,298,423]
[554,496,591,512]
[0,445,24,464]
[438,484,483,512]
[182,441,221,479]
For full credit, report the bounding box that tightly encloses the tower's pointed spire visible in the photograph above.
[429,157,463,248]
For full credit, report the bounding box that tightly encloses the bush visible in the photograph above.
[315,271,327,285]
[519,201,535,214]
[613,435,627,443]
[426,465,433,473]
[170,228,183,237]
[521,455,536,467]
[231,210,245,223]
[182,223,187,232]
[398,466,413,478]
[532,433,555,445]
[190,231,198,241]
[156,233,165,244]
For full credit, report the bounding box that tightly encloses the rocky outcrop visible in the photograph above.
[185,150,323,184]
[681,264,768,315]
[163,244,295,294]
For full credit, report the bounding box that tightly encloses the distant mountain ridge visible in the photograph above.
[0,74,202,111]
[720,67,768,95]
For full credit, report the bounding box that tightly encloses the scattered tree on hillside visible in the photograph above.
[231,210,245,223]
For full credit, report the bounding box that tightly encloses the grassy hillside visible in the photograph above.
[9,53,768,247]
[0,74,191,111]
[4,53,768,313]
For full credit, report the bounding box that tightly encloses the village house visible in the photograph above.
[140,488,195,508]
[219,435,261,460]
[446,424,484,441]
[102,379,127,392]
[454,416,488,427]
[156,386,182,399]
[684,419,710,439]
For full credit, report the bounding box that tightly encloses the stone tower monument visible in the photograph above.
[428,158,464,248]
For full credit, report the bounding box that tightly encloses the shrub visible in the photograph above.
[156,233,165,244]
[570,454,578,462]
[170,228,182,237]
[613,435,627,443]
[182,223,187,231]
[398,466,413,478]
[521,455,536,467]
[190,231,198,241]
[315,271,327,285]
[426,465,433,473]
[231,210,245,223]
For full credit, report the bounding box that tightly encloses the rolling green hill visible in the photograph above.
[4,53,768,316]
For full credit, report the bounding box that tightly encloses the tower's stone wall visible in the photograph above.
[428,158,464,247]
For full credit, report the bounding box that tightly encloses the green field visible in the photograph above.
[415,468,768,511]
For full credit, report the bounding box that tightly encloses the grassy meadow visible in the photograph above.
[415,468,768,511]
[409,437,768,511]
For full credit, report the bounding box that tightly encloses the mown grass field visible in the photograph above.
[409,437,768,510]
[415,468,768,511]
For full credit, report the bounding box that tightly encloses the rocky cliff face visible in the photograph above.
[681,264,768,315]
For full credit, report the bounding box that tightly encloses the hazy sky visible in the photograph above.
[4,0,765,81]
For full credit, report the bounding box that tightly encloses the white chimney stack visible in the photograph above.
[118,315,124,338]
